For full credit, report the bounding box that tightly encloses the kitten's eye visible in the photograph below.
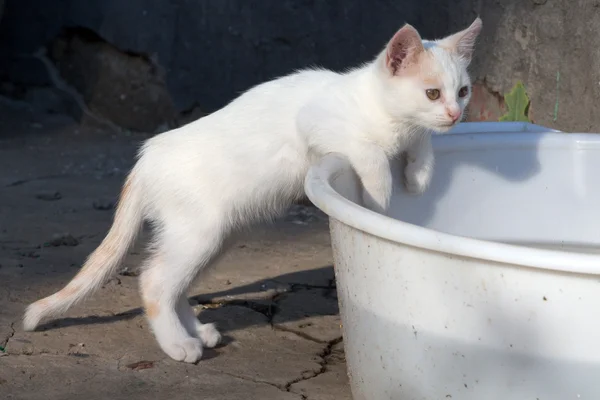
[458,86,469,98]
[426,89,440,101]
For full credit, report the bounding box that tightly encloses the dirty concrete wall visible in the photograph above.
[0,0,597,132]
[0,0,448,132]
[447,0,600,132]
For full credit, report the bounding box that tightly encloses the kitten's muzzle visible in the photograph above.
[446,108,461,123]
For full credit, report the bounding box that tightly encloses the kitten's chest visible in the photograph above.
[371,125,415,157]
[389,125,426,154]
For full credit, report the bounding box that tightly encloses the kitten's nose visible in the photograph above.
[446,108,461,123]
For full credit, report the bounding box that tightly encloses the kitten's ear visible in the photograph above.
[439,17,483,64]
[385,24,425,75]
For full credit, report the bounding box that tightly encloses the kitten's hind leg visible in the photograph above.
[140,221,224,363]
[177,296,222,348]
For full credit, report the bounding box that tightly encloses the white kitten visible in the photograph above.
[23,18,482,363]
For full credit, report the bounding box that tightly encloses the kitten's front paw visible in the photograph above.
[404,162,433,195]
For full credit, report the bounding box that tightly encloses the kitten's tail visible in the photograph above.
[23,170,144,331]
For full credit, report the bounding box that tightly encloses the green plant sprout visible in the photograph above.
[499,81,531,123]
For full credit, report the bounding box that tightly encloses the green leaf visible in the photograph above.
[499,81,531,122]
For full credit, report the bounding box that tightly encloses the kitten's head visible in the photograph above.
[376,18,482,132]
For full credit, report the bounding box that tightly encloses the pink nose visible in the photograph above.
[447,109,461,123]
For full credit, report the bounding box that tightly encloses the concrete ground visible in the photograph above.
[0,99,352,400]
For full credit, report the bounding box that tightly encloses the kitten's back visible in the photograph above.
[134,68,341,221]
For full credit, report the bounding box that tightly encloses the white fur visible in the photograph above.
[23,18,482,363]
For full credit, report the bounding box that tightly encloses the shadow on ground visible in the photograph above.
[33,265,339,341]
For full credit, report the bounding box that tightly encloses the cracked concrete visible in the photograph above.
[290,340,349,400]
[0,100,352,400]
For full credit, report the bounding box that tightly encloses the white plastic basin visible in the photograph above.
[304,122,600,400]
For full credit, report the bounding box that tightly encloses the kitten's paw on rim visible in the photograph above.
[404,165,432,195]
[161,337,204,363]
[197,323,222,348]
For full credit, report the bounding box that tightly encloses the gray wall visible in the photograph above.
[448,0,600,132]
[0,0,597,132]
